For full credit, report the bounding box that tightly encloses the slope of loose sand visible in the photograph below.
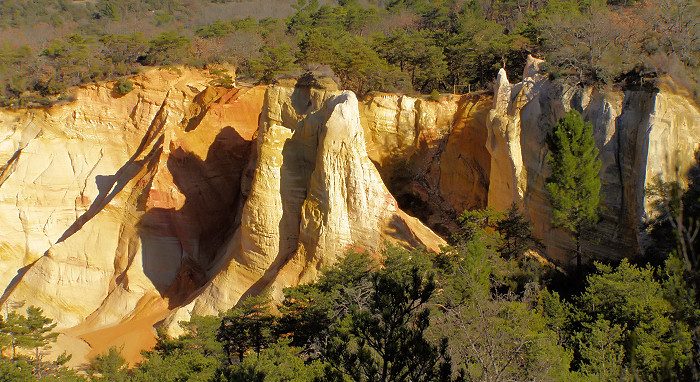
[61,293,171,366]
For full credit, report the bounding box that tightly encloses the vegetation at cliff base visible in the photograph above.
[3,190,699,381]
[0,0,698,106]
[0,304,81,381]
[546,110,602,267]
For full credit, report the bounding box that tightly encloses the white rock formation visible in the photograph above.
[485,55,700,262]
[0,71,445,358]
[0,68,266,362]
[164,85,445,333]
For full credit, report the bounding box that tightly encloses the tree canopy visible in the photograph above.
[546,109,602,266]
[0,0,698,106]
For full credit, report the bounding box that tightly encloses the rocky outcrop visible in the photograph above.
[355,55,700,264]
[0,70,443,362]
[486,56,700,263]
[164,83,445,332]
[359,93,492,235]
[0,68,265,362]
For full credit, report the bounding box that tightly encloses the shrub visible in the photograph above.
[427,89,441,101]
[142,32,190,66]
[114,79,134,95]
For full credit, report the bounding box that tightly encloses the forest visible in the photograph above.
[0,0,698,106]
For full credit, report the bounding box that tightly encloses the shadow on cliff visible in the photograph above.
[137,126,252,306]
[388,93,491,240]
[1,102,169,310]
[55,138,165,244]
[605,90,657,258]
[642,150,700,269]
[55,99,172,245]
[0,262,35,306]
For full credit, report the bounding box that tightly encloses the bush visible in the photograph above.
[427,89,441,102]
[209,69,234,88]
[142,32,190,66]
[247,44,297,84]
[114,79,133,95]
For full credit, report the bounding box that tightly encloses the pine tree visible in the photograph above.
[496,203,534,259]
[87,347,128,382]
[23,306,58,356]
[322,249,459,382]
[0,310,29,360]
[545,110,601,267]
[1,301,29,360]
[217,294,276,365]
[23,306,58,378]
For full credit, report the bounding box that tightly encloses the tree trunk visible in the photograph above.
[575,230,582,270]
[35,346,41,378]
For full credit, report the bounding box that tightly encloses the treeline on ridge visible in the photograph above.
[0,0,698,107]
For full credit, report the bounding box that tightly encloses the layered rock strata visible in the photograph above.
[486,56,700,262]
[0,61,698,363]
[0,69,443,362]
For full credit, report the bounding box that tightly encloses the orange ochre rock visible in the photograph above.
[0,61,698,365]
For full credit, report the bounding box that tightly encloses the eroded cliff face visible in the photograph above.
[357,56,699,264]
[0,68,268,362]
[163,82,446,333]
[359,92,492,235]
[0,69,443,363]
[0,62,698,364]
[364,56,699,265]
[486,56,700,262]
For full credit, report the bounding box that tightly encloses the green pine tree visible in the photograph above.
[0,303,29,360]
[23,306,58,357]
[87,347,128,382]
[217,294,276,365]
[545,110,602,267]
[23,306,58,378]
[322,249,458,382]
[578,260,693,379]
[496,203,535,259]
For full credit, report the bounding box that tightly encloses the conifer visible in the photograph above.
[546,110,602,267]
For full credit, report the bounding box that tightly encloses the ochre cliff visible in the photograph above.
[0,61,698,364]
[486,56,700,262]
[0,69,443,363]
[359,92,492,235]
[163,81,445,332]
[0,68,268,362]
[358,56,699,264]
